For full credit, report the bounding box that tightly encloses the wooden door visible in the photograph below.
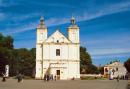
[56,70,60,80]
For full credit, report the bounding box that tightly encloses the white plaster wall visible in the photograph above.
[36,44,42,60]
[61,45,68,60]
[49,45,61,60]
[114,66,127,77]
[60,68,68,80]
[43,45,50,59]
[43,61,50,75]
[42,44,79,61]
[37,28,47,43]
[35,61,42,78]
[68,61,80,79]
[43,44,69,60]
[68,28,79,43]
[68,44,78,59]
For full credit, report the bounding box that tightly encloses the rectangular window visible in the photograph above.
[56,49,60,56]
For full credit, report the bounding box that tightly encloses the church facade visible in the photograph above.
[35,16,80,80]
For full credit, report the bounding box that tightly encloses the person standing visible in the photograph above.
[54,75,56,81]
[50,74,53,81]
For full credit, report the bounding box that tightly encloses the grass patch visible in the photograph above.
[81,76,107,80]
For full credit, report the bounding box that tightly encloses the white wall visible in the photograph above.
[37,43,80,80]
[42,44,79,60]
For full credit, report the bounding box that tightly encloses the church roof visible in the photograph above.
[105,61,123,67]
[44,30,71,43]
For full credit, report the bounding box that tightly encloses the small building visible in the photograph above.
[35,16,80,80]
[104,61,127,79]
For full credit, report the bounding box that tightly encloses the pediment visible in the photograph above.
[45,30,71,43]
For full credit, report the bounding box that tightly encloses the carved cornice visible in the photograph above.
[42,59,80,62]
[37,42,80,45]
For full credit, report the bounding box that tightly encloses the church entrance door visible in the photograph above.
[56,70,60,80]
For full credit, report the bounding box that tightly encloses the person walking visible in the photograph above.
[17,73,23,83]
[2,73,6,82]
[117,75,119,82]
[44,74,47,82]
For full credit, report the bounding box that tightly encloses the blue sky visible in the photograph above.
[0,0,130,66]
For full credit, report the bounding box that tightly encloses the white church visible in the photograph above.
[35,16,80,80]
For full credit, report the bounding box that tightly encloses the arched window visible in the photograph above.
[56,49,60,56]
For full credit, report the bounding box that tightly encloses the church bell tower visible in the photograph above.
[36,17,48,43]
[68,16,79,43]
[35,17,47,79]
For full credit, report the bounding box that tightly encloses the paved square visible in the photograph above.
[0,78,128,89]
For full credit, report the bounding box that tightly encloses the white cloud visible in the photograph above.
[4,21,38,35]
[4,16,70,35]
[91,52,130,61]
[76,1,130,21]
[45,17,69,27]
[89,48,130,56]
[11,13,41,22]
[4,1,130,35]
[40,1,130,27]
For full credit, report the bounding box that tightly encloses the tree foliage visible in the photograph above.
[80,46,92,65]
[0,33,35,76]
[80,46,99,74]
[0,33,14,75]
[124,58,130,73]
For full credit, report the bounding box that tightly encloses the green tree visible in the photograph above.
[80,46,98,74]
[0,33,14,76]
[98,66,104,75]
[80,46,92,65]
[4,36,14,49]
[0,33,36,77]
[124,58,130,73]
[13,48,36,76]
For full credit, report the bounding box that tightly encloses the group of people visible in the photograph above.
[44,74,56,81]
[1,73,24,83]
[1,73,56,83]
[120,75,129,80]
[116,74,129,82]
[115,74,130,82]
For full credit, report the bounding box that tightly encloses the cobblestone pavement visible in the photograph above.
[0,78,128,89]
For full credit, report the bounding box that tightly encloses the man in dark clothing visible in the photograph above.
[2,73,6,82]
